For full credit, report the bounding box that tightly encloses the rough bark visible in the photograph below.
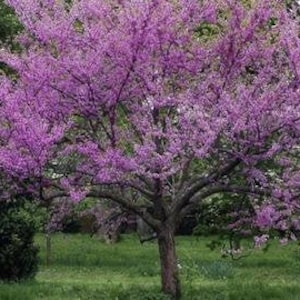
[157,224,181,299]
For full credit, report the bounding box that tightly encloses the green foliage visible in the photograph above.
[23,201,48,232]
[0,0,22,47]
[0,0,23,77]
[193,194,254,243]
[0,199,39,282]
[194,22,221,42]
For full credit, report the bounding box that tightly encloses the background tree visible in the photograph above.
[2,0,300,298]
[0,197,39,282]
[0,0,41,282]
[0,0,22,46]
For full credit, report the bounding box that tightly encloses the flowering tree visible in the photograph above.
[1,0,300,298]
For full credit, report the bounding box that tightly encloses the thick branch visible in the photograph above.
[87,189,161,230]
[125,182,154,200]
[43,182,160,229]
[172,158,241,216]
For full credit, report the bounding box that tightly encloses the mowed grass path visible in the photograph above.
[1,234,300,299]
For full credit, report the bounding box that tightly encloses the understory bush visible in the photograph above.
[0,199,39,282]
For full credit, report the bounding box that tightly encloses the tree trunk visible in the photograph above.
[46,233,51,266]
[157,224,181,299]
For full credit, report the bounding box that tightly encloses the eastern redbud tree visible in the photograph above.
[1,0,300,298]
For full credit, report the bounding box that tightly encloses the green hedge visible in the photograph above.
[0,199,39,282]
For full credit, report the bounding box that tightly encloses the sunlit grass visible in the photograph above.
[1,234,300,299]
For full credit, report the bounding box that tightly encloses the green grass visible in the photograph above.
[1,234,300,299]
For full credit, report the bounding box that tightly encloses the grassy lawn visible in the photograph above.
[1,234,300,299]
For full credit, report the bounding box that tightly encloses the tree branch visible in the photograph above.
[172,158,241,216]
[87,189,161,230]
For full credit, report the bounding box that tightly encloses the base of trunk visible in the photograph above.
[158,225,181,299]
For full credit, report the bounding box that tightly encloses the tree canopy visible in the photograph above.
[1,0,300,298]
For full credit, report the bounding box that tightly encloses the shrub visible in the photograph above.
[0,199,39,282]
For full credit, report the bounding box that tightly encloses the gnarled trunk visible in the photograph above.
[157,224,181,299]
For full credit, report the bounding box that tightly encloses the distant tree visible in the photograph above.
[0,1,22,79]
[0,198,39,282]
[2,1,300,298]
[0,0,22,44]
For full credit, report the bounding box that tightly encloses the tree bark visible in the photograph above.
[157,224,181,299]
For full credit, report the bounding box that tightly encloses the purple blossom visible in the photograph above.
[254,234,269,248]
[1,1,300,295]
[255,205,280,229]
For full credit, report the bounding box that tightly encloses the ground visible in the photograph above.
[1,234,300,299]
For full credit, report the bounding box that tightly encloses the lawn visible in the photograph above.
[1,234,300,299]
